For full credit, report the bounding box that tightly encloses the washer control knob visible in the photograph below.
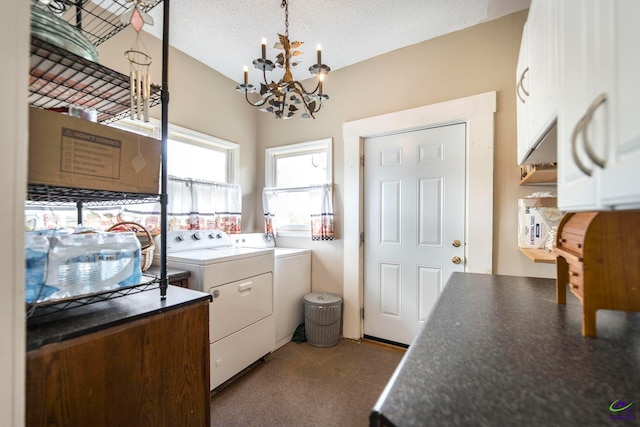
[193,232,202,240]
[208,233,216,239]
[176,234,185,242]
[216,232,223,239]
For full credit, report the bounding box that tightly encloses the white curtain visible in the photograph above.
[262,184,333,240]
[167,178,192,215]
[191,180,242,233]
[122,176,242,232]
[310,184,334,240]
[262,187,278,236]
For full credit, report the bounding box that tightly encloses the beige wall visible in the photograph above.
[256,8,555,297]
[99,9,554,299]
[98,28,260,230]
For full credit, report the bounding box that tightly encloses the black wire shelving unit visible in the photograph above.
[29,36,162,124]
[34,0,163,47]
[26,0,170,315]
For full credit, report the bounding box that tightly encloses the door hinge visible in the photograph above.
[360,154,365,167]
[360,232,365,246]
[361,307,365,319]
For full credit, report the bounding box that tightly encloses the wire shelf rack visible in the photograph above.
[27,183,162,205]
[26,279,161,319]
[29,36,162,124]
[32,0,162,47]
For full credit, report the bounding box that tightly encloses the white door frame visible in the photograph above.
[342,91,496,340]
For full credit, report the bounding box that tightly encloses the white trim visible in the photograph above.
[342,91,496,340]
[1,1,28,424]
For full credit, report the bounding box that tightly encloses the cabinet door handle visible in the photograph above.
[582,93,607,169]
[571,116,592,176]
[516,67,529,103]
[516,80,525,103]
[520,67,530,97]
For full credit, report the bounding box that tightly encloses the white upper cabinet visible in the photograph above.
[557,0,611,210]
[599,0,640,208]
[516,22,530,164]
[516,0,558,166]
[557,0,640,211]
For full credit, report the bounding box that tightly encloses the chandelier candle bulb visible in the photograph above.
[317,44,322,64]
[243,66,248,85]
[262,38,267,59]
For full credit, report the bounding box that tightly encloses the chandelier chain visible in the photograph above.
[282,0,289,38]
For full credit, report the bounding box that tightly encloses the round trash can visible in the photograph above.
[304,292,342,347]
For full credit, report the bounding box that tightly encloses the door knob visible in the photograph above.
[452,256,461,264]
[452,240,461,247]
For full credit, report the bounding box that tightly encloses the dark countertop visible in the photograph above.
[371,273,640,426]
[143,266,191,282]
[26,285,210,351]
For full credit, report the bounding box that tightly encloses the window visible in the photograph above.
[265,139,332,236]
[111,119,239,184]
[111,119,242,232]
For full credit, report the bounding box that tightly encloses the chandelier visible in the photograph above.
[236,0,330,119]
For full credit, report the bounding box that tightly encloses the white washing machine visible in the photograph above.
[236,233,311,350]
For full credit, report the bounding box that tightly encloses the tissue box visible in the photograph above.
[518,197,563,249]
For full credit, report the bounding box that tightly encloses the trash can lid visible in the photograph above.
[304,292,342,306]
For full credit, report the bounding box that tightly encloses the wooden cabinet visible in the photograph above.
[519,164,557,186]
[557,1,640,211]
[516,0,558,165]
[26,298,211,427]
[555,211,640,337]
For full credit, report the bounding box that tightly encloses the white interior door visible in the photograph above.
[363,123,466,345]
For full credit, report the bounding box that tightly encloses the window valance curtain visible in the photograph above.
[24,177,242,233]
[262,183,334,240]
[165,176,242,232]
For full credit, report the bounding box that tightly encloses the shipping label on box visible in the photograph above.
[59,128,122,179]
[518,197,563,249]
[29,107,160,194]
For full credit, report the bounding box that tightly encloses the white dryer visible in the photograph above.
[153,230,275,390]
[236,234,311,350]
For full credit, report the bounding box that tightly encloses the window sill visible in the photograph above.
[276,230,310,238]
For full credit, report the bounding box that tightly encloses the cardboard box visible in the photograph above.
[29,107,160,194]
[518,197,563,249]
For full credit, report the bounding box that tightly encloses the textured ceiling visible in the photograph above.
[144,0,530,84]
